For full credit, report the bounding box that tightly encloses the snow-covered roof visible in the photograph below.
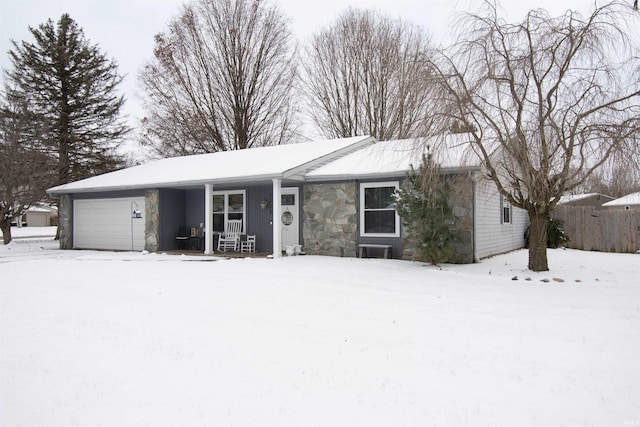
[602,192,640,207]
[47,134,483,195]
[558,193,613,205]
[48,136,375,194]
[26,205,58,213]
[306,134,482,180]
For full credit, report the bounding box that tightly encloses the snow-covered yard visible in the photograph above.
[1,228,639,427]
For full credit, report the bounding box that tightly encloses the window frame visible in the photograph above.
[359,181,400,238]
[500,194,512,224]
[212,190,246,234]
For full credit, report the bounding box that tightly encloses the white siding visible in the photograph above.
[474,177,529,259]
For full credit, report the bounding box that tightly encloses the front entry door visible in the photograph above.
[280,187,299,247]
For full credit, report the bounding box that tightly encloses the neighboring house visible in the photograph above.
[602,192,640,211]
[11,205,58,227]
[557,193,614,210]
[47,135,529,262]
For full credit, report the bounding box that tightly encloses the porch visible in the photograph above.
[162,248,272,259]
[152,182,303,257]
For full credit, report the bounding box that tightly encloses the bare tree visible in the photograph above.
[0,87,54,244]
[579,152,640,197]
[139,0,298,156]
[303,8,436,140]
[429,1,640,271]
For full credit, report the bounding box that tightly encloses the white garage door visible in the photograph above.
[74,197,145,251]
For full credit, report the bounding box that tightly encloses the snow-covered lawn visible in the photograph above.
[1,229,639,427]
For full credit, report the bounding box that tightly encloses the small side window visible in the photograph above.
[501,194,512,224]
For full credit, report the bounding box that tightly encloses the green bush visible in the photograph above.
[524,217,570,248]
[547,217,569,248]
[395,156,460,264]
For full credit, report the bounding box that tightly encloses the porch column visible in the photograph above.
[272,178,282,258]
[204,183,213,254]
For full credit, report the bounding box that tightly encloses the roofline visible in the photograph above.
[602,201,640,207]
[305,165,481,182]
[282,136,376,179]
[48,163,482,195]
[601,192,640,206]
[46,173,288,195]
[47,136,378,196]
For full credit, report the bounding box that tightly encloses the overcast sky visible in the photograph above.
[0,0,607,146]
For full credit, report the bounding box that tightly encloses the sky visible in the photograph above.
[0,0,603,150]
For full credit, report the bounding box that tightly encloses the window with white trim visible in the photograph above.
[501,194,512,224]
[212,190,246,233]
[360,182,400,237]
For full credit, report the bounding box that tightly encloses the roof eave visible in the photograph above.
[46,173,288,195]
[306,165,480,182]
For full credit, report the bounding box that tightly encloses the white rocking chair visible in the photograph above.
[217,220,242,252]
[241,235,256,253]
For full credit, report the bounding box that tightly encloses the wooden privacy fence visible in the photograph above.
[553,206,640,253]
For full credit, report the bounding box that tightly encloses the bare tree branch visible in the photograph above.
[303,8,436,140]
[429,0,640,270]
[139,0,298,157]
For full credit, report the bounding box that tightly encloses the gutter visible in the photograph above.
[46,173,293,196]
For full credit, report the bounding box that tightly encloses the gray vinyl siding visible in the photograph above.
[247,185,274,253]
[474,177,529,259]
[158,189,186,251]
[185,189,204,227]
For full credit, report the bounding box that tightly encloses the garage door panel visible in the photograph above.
[74,198,145,251]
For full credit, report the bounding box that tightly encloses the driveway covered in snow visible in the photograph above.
[1,235,639,426]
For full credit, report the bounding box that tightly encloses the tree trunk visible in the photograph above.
[1,221,12,245]
[528,210,549,271]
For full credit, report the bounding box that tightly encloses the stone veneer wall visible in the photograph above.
[145,189,160,252]
[401,173,475,264]
[303,183,358,257]
[58,194,72,249]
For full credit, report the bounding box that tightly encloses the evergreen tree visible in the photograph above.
[395,155,459,264]
[5,13,128,185]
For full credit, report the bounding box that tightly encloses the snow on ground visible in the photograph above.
[7,225,58,239]
[1,228,639,427]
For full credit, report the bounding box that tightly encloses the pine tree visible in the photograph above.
[395,155,460,264]
[5,13,129,185]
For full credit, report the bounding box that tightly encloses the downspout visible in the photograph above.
[472,172,479,263]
